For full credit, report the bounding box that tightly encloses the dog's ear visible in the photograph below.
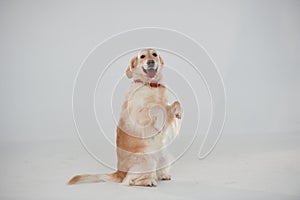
[126,56,138,79]
[159,55,164,66]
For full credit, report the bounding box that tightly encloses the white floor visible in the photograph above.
[1,132,300,200]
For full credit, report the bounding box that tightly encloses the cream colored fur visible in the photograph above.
[68,49,182,187]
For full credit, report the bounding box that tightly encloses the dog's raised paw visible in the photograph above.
[171,101,182,119]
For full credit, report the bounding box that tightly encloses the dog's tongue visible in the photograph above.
[147,69,156,78]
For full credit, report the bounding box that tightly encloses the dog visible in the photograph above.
[68,49,182,187]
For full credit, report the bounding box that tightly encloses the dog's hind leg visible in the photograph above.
[121,156,158,187]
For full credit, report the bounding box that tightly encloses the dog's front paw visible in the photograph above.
[158,174,171,181]
[157,168,171,181]
[171,101,182,119]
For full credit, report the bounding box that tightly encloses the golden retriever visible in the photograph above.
[68,49,182,187]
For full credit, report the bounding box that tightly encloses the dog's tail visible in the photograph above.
[67,171,126,185]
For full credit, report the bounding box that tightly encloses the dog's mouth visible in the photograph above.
[142,67,158,78]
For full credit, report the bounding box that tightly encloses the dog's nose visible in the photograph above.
[147,60,155,68]
[147,60,155,67]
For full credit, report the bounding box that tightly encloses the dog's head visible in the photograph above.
[126,49,164,81]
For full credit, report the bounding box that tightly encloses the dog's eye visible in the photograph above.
[152,53,157,57]
[140,55,145,59]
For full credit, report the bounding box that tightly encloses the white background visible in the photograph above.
[1,0,300,199]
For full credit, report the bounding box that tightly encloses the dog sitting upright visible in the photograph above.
[68,49,182,187]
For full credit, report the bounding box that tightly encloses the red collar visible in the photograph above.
[134,79,161,88]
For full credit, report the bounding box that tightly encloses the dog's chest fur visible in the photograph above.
[127,83,167,107]
[119,83,169,151]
